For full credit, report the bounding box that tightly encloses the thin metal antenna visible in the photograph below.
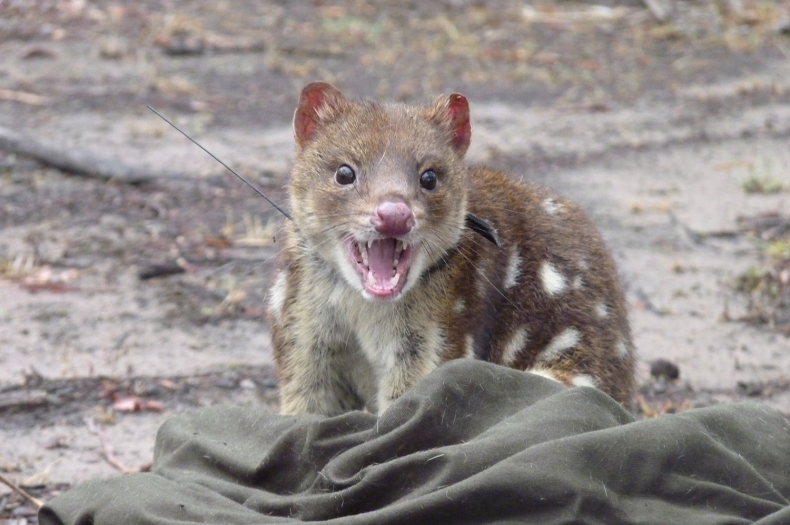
[147,105,292,221]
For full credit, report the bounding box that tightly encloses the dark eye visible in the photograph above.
[335,164,356,185]
[420,170,437,191]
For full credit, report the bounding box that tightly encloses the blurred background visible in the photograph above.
[3,0,790,120]
[1,0,790,514]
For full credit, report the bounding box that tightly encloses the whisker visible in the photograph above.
[420,231,522,314]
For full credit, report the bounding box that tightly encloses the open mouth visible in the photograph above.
[347,238,412,299]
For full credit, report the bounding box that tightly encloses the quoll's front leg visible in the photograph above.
[268,275,368,416]
[373,326,445,415]
[274,329,366,416]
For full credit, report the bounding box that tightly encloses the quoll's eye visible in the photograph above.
[420,170,438,191]
[335,164,356,185]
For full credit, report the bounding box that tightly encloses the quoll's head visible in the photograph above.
[290,82,471,302]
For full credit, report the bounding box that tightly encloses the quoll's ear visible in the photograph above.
[430,93,471,156]
[293,82,346,147]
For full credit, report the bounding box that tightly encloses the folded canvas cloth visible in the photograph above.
[40,360,790,525]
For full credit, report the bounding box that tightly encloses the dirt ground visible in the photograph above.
[2,0,790,520]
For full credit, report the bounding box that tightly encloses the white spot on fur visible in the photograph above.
[464,334,476,359]
[453,299,465,312]
[595,302,609,318]
[268,271,288,322]
[501,326,529,366]
[540,262,567,296]
[572,374,597,388]
[504,250,522,289]
[572,275,583,290]
[578,258,590,271]
[537,328,580,363]
[616,339,629,359]
[543,198,560,215]
[528,367,562,383]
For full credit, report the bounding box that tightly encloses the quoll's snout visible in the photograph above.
[371,201,414,237]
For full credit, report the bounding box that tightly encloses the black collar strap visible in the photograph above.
[465,213,501,248]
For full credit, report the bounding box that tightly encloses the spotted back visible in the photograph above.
[438,167,634,404]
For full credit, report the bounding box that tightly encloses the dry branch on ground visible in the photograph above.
[0,126,190,185]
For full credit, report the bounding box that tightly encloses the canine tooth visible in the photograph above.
[359,242,369,266]
[401,241,408,252]
[367,271,377,287]
[389,274,400,287]
[367,240,373,249]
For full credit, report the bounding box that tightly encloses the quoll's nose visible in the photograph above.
[371,201,415,237]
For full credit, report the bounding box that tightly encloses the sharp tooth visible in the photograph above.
[401,241,408,252]
[367,240,373,249]
[367,271,377,288]
[389,274,400,287]
[359,242,369,266]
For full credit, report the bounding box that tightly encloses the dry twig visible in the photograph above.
[84,416,152,474]
[0,125,190,185]
[0,88,48,105]
[0,390,48,410]
[0,471,44,510]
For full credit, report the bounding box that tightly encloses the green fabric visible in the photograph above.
[40,360,790,525]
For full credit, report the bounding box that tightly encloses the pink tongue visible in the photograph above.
[368,239,396,283]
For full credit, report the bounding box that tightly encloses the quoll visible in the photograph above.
[267,82,634,415]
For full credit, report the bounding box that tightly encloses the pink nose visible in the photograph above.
[371,201,414,237]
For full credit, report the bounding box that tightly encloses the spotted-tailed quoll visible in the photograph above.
[266,82,635,416]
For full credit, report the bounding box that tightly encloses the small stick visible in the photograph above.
[84,417,151,474]
[0,125,189,185]
[0,471,44,510]
[147,105,292,221]
[0,88,47,106]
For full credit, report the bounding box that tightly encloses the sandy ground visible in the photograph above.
[2,0,790,516]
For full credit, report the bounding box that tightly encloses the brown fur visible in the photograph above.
[267,83,635,415]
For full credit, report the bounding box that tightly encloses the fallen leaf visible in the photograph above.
[20,282,74,293]
[111,396,141,413]
[111,396,163,413]
[205,236,231,248]
[21,46,58,59]
[158,379,178,390]
[141,401,163,412]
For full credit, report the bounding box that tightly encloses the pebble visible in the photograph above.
[650,359,680,381]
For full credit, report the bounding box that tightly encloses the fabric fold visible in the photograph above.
[41,360,790,525]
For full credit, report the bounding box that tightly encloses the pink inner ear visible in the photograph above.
[294,82,338,146]
[447,93,471,155]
